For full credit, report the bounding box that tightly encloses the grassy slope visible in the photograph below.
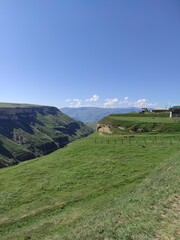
[66,148,180,240]
[100,112,180,133]
[0,132,179,239]
[84,121,97,131]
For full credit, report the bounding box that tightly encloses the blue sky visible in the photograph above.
[0,0,180,108]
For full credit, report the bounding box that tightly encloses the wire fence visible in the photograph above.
[91,137,180,146]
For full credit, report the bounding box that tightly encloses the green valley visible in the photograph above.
[98,112,180,134]
[0,103,93,167]
[0,112,179,239]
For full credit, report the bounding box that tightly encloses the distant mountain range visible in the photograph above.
[60,107,141,122]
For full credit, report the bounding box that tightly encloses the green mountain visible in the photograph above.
[60,107,140,122]
[0,103,93,167]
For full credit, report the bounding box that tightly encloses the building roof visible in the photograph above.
[169,106,180,110]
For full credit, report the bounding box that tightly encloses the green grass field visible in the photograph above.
[0,131,179,239]
[100,112,180,134]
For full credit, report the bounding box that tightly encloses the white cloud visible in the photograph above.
[72,99,82,107]
[134,98,157,107]
[119,96,130,104]
[74,101,82,107]
[104,98,118,107]
[73,98,81,102]
[135,98,147,106]
[64,95,157,109]
[117,97,157,108]
[86,94,99,102]
[65,98,82,107]
[124,97,129,101]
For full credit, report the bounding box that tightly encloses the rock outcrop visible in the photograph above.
[0,106,58,120]
[96,123,112,133]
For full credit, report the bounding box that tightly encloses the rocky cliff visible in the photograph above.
[0,104,93,167]
[0,105,59,120]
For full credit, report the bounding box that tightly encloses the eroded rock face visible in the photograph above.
[16,152,36,162]
[96,123,112,134]
[0,108,34,120]
[0,106,58,120]
[97,123,148,134]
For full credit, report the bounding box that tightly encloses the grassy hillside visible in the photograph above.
[0,104,93,167]
[84,121,97,131]
[99,112,180,134]
[0,131,179,239]
[66,145,180,240]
